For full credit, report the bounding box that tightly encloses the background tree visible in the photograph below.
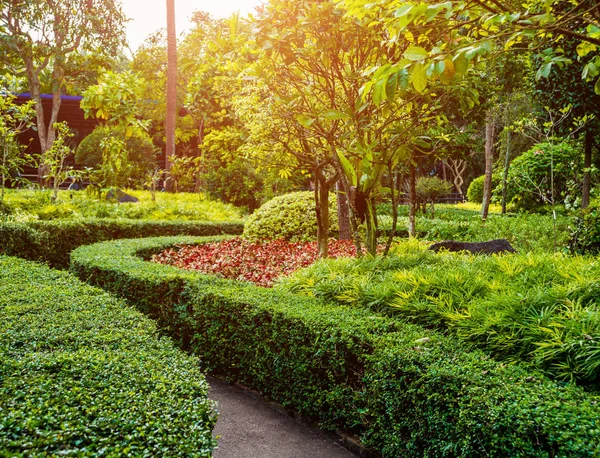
[165,0,177,190]
[0,0,127,183]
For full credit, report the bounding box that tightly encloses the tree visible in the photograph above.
[165,0,177,190]
[0,0,127,183]
[42,121,84,201]
[0,90,35,207]
[342,0,600,94]
[81,70,155,187]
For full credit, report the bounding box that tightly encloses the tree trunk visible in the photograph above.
[336,180,351,240]
[481,118,495,221]
[582,129,593,209]
[165,0,177,192]
[501,130,511,214]
[408,163,416,237]
[365,198,377,256]
[315,171,329,259]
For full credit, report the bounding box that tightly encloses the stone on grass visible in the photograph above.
[429,239,517,255]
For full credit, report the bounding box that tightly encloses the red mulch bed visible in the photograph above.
[151,237,358,287]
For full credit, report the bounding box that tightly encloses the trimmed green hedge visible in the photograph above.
[71,237,600,457]
[0,256,216,456]
[0,219,244,268]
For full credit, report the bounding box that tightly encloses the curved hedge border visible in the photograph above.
[0,219,243,268]
[70,237,600,458]
[0,256,216,456]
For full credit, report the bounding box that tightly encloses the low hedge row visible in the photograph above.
[0,219,244,268]
[0,256,216,456]
[71,237,600,458]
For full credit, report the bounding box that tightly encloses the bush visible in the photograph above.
[0,219,244,268]
[76,125,158,185]
[70,236,600,457]
[466,174,501,203]
[243,191,338,242]
[0,256,216,456]
[570,205,600,254]
[501,142,583,210]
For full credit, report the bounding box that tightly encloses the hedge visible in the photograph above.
[0,256,216,456]
[70,236,600,458]
[0,219,244,268]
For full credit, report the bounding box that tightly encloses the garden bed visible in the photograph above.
[71,236,600,457]
[0,256,216,456]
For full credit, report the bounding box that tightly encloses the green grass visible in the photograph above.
[0,256,216,456]
[378,203,571,253]
[0,189,244,222]
[279,239,600,385]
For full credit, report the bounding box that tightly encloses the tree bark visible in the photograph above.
[314,170,330,259]
[501,130,511,214]
[336,180,351,240]
[165,0,177,192]
[582,129,593,209]
[408,162,417,237]
[481,117,495,221]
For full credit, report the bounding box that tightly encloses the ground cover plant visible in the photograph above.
[152,237,360,287]
[0,256,216,456]
[280,239,600,386]
[378,203,572,253]
[69,236,600,457]
[0,189,244,222]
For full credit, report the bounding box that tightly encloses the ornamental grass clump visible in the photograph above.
[280,239,600,385]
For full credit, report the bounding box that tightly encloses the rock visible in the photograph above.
[428,239,517,255]
[105,188,139,203]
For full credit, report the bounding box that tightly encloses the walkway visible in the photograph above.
[208,376,359,458]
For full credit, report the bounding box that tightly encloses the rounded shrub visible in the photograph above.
[502,141,583,210]
[243,191,338,242]
[570,205,600,254]
[466,175,485,203]
[76,125,158,181]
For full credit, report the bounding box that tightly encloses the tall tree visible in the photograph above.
[165,0,177,190]
[0,0,126,183]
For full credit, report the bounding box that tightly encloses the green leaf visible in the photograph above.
[386,72,399,101]
[536,62,552,80]
[595,77,600,95]
[451,54,467,77]
[410,63,428,93]
[404,46,428,61]
[373,75,388,106]
[321,109,346,120]
[337,151,357,187]
[297,115,315,128]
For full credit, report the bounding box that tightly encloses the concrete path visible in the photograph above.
[208,376,359,458]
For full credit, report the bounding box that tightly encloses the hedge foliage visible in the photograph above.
[71,236,600,458]
[0,219,243,268]
[0,256,216,456]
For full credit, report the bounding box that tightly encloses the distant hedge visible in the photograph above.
[0,219,243,268]
[71,236,600,457]
[0,256,216,456]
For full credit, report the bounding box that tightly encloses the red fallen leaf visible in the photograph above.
[151,237,378,287]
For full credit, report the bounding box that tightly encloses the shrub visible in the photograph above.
[466,174,501,203]
[570,205,600,255]
[0,219,244,268]
[243,191,338,242]
[70,236,600,457]
[0,256,216,456]
[501,142,583,210]
[76,125,158,185]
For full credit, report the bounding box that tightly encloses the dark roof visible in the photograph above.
[17,93,83,102]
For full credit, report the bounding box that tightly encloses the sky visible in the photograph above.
[121,0,265,52]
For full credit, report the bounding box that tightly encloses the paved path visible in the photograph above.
[208,376,358,458]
